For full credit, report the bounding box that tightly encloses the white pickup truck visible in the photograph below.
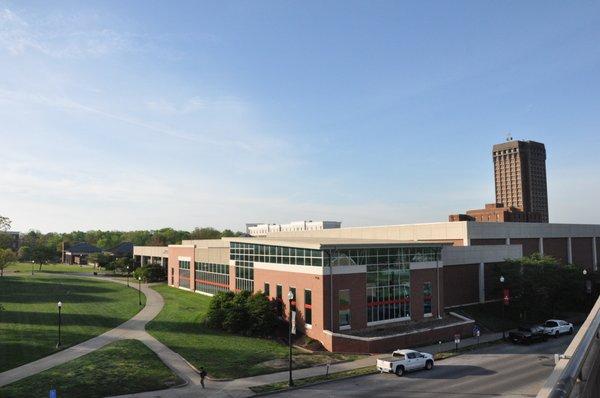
[376,349,434,376]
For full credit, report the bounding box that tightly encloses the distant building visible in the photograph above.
[63,242,102,265]
[451,139,549,223]
[449,203,531,223]
[246,221,342,237]
[105,242,134,258]
[493,139,548,222]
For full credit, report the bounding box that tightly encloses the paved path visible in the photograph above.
[0,275,202,388]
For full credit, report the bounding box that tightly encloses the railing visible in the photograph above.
[537,295,600,398]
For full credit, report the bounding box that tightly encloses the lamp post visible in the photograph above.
[31,260,34,276]
[126,266,130,287]
[138,277,142,306]
[583,269,591,310]
[287,290,294,387]
[500,275,506,340]
[56,301,63,348]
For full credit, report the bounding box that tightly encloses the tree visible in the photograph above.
[31,245,57,270]
[88,252,110,268]
[190,227,221,240]
[0,233,14,250]
[0,215,11,232]
[0,249,17,277]
[17,246,32,262]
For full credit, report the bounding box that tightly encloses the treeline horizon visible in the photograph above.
[0,227,247,253]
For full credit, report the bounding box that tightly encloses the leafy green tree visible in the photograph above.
[88,252,110,268]
[31,245,56,270]
[206,291,235,329]
[223,290,251,334]
[17,246,32,261]
[0,215,11,232]
[246,292,278,336]
[0,233,14,250]
[133,263,165,282]
[0,249,17,277]
[190,227,221,240]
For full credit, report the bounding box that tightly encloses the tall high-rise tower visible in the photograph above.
[492,139,549,222]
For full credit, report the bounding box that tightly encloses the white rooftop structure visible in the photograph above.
[246,220,342,237]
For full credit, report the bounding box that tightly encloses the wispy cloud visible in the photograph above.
[0,87,266,152]
[0,6,132,58]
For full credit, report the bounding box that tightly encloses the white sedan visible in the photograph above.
[543,319,573,337]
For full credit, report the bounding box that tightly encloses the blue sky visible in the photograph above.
[1,1,599,232]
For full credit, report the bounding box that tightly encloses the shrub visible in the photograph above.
[206,291,278,337]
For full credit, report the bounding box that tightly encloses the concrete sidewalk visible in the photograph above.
[0,276,203,388]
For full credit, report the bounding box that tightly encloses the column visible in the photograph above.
[567,237,573,265]
[539,237,544,255]
[141,256,147,267]
[593,237,598,272]
[505,237,511,245]
[161,257,166,268]
[478,262,485,303]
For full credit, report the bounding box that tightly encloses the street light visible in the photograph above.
[31,260,34,275]
[126,266,130,287]
[500,276,506,340]
[583,269,591,310]
[138,276,142,306]
[287,290,294,387]
[56,301,63,348]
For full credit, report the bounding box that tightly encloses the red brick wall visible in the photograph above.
[410,268,443,321]
[254,267,328,342]
[167,246,195,289]
[572,238,594,269]
[322,273,368,333]
[443,264,479,307]
[543,238,568,265]
[510,238,540,256]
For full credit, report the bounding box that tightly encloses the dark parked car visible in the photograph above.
[508,325,548,344]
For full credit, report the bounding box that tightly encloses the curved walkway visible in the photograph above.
[0,275,203,388]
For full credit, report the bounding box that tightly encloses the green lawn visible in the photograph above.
[147,284,362,379]
[6,262,100,274]
[0,340,182,398]
[0,274,146,372]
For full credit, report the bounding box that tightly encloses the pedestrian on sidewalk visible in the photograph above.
[200,367,207,388]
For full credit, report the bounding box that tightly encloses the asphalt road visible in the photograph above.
[271,334,574,398]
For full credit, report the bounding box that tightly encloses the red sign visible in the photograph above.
[503,288,510,305]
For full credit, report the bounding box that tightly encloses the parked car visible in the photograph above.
[376,349,434,376]
[543,319,574,337]
[508,325,548,344]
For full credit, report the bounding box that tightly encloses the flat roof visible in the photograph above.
[227,236,447,250]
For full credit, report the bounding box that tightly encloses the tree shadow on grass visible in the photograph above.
[0,310,132,327]
[0,278,121,304]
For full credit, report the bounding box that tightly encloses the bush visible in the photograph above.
[206,291,277,337]
[133,263,166,283]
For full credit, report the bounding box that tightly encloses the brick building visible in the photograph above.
[134,221,600,353]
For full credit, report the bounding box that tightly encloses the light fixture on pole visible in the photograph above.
[287,290,294,387]
[56,301,63,348]
[31,260,34,275]
[138,276,142,306]
[126,266,130,287]
[500,275,506,340]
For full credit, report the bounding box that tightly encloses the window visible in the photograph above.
[276,284,282,300]
[423,282,432,316]
[339,289,351,328]
[304,289,312,326]
[264,282,270,297]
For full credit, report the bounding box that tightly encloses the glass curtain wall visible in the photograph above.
[194,262,230,295]
[178,260,190,289]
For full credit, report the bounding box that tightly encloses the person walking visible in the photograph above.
[200,367,207,389]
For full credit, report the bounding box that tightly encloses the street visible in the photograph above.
[271,334,574,398]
